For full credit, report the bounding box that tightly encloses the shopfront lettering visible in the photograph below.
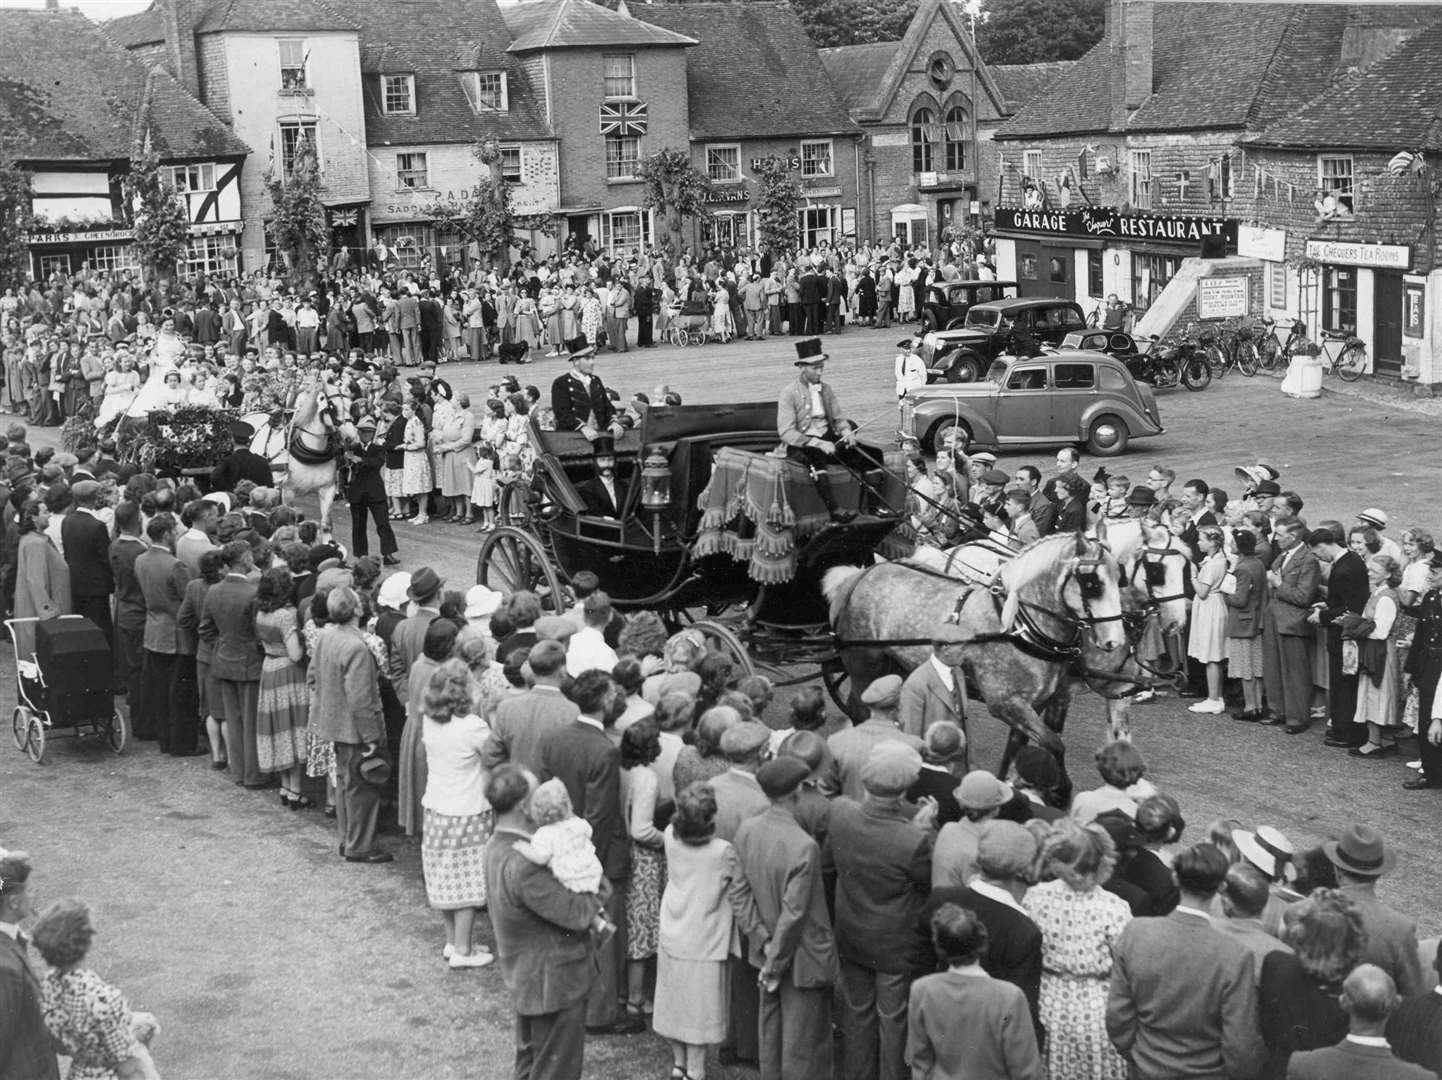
[995,206,1237,251]
[703,185,750,205]
[1303,239,1410,270]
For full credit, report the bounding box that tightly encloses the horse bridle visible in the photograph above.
[1129,543,1189,608]
[291,393,338,444]
[992,540,1127,660]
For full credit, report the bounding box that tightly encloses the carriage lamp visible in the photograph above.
[641,448,672,510]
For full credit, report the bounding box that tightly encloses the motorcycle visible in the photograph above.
[1059,327,1210,391]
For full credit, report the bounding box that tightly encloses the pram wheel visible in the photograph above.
[669,327,689,347]
[12,705,28,750]
[24,714,44,764]
[106,710,127,754]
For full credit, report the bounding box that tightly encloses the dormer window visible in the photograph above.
[382,74,416,115]
[462,72,508,113]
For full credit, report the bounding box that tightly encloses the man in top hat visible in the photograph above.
[778,338,872,523]
[899,619,969,742]
[577,435,622,518]
[345,416,398,565]
[1326,824,1423,997]
[209,420,273,494]
[733,755,841,1080]
[826,675,925,801]
[551,339,627,441]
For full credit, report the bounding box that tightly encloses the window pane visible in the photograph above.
[383,75,412,114]
[1319,156,1354,212]
[605,136,639,180]
[397,152,428,189]
[280,40,306,89]
[603,54,634,98]
[706,146,739,183]
[801,140,832,177]
[1268,262,1286,309]
[944,106,967,171]
[1023,150,1041,177]
[280,122,318,172]
[605,210,648,252]
[90,245,139,273]
[1053,364,1094,389]
[911,110,934,173]
[475,73,504,110]
[499,145,522,183]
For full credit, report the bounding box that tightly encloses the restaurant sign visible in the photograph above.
[995,206,1237,249]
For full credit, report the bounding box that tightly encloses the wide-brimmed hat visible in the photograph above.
[794,338,827,366]
[407,566,444,601]
[464,585,503,620]
[1358,507,1389,529]
[1234,826,1294,879]
[377,571,411,610]
[1323,823,1395,877]
[1252,480,1281,497]
[958,769,1013,811]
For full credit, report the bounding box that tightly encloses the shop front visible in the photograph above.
[700,183,752,248]
[1304,239,1413,379]
[26,221,245,280]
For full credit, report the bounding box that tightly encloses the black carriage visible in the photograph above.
[475,401,910,706]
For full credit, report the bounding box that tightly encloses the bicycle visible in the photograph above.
[1254,317,1306,372]
[1316,328,1368,381]
[1087,301,1133,332]
[1206,317,1260,378]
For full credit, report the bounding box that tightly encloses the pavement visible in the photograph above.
[6,322,1442,1078]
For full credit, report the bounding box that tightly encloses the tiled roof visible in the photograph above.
[989,62,1075,117]
[631,3,856,138]
[334,0,552,145]
[1245,16,1442,151]
[0,9,248,163]
[103,6,164,47]
[194,0,360,33]
[503,0,696,52]
[994,3,1397,140]
[818,41,897,115]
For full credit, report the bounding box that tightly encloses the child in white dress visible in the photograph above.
[513,778,615,936]
[469,443,498,531]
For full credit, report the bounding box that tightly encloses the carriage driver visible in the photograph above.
[779,337,872,523]
[209,420,273,493]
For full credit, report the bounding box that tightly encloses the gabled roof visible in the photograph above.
[103,6,164,47]
[989,62,1074,117]
[0,9,248,163]
[1245,16,1442,151]
[194,0,360,34]
[503,0,696,52]
[630,3,855,139]
[995,2,1435,141]
[817,42,897,115]
[333,0,551,145]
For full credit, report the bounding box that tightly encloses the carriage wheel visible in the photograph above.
[107,710,128,754]
[476,527,568,613]
[496,483,532,529]
[688,621,755,677]
[11,706,28,751]
[25,715,45,764]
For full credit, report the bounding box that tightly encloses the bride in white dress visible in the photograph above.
[125,325,189,418]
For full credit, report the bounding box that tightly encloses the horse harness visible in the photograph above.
[287,394,344,466]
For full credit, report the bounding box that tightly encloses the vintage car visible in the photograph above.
[917,297,1088,383]
[907,348,1164,456]
[920,279,1019,331]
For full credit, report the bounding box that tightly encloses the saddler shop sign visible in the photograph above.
[996,206,1238,251]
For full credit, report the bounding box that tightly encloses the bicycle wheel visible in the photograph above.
[1257,337,1280,372]
[1336,344,1367,382]
[1204,343,1228,378]
[1234,339,1259,376]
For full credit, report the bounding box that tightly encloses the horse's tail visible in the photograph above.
[822,564,868,627]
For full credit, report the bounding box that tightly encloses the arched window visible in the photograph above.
[911,107,935,173]
[944,105,968,172]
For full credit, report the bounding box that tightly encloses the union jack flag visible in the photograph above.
[599,101,648,136]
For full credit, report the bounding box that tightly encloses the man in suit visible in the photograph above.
[175,498,218,576]
[482,641,577,772]
[60,480,113,649]
[1288,965,1434,1080]
[1212,861,1292,983]
[199,540,264,786]
[192,298,219,346]
[398,290,421,366]
[906,722,966,825]
[345,418,398,564]
[389,566,443,699]
[535,671,644,1037]
[1016,465,1056,537]
[549,344,626,440]
[826,675,925,801]
[824,269,847,334]
[418,290,443,365]
[899,622,968,742]
[921,820,1044,1041]
[633,278,655,348]
[1107,843,1266,1080]
[1261,517,1321,733]
[1386,944,1442,1073]
[109,501,148,717]
[0,848,59,1080]
[1326,825,1423,998]
[134,514,191,750]
[733,757,841,1080]
[1309,524,1371,748]
[576,435,622,519]
[484,765,607,1080]
[222,299,247,356]
[381,290,404,366]
[778,340,874,523]
[604,279,630,353]
[798,264,822,336]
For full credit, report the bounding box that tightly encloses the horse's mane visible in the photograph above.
[998,532,1084,592]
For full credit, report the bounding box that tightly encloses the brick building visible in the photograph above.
[501,0,696,254]
[1,7,249,280]
[630,2,859,252]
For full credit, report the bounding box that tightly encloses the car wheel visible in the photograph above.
[1086,414,1130,457]
[925,417,971,455]
[944,352,983,383]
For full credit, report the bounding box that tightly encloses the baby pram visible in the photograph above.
[668,298,733,346]
[7,615,125,764]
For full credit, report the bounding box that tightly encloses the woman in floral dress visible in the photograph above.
[580,286,604,349]
[1023,820,1132,1080]
[254,567,310,808]
[400,400,432,523]
[620,718,666,1016]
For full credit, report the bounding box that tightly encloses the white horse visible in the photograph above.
[245,387,356,534]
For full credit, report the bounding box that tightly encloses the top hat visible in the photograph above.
[591,434,616,458]
[1323,824,1395,877]
[794,338,827,366]
[564,335,596,360]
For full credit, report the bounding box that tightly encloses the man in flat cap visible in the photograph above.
[826,675,925,802]
[733,756,840,1080]
[345,416,398,566]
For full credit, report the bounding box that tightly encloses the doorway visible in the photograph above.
[1373,271,1403,378]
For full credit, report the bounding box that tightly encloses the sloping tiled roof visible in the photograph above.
[631,3,855,138]
[1245,16,1442,151]
[0,9,248,163]
[995,3,1378,140]
[818,41,898,115]
[194,0,360,33]
[104,6,164,47]
[989,62,1075,116]
[503,0,696,52]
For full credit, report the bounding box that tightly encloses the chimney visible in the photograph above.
[1108,0,1154,131]
[159,0,201,100]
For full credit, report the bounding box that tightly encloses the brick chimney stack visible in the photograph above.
[159,0,201,99]
[1108,0,1154,131]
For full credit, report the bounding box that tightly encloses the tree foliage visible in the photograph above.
[264,134,331,290]
[637,147,712,256]
[753,156,802,255]
[122,134,190,291]
[0,158,32,287]
[976,0,1105,64]
[421,139,550,272]
[790,0,919,46]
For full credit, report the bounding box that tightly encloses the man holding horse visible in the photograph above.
[778,338,872,523]
[346,417,399,566]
